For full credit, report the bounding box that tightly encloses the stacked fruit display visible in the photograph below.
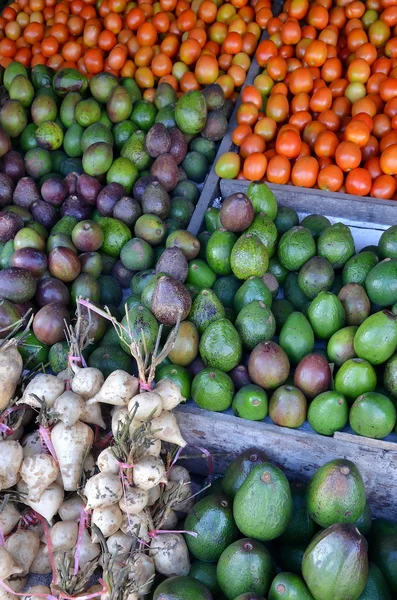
[155,451,396,600]
[216,0,397,198]
[0,0,269,96]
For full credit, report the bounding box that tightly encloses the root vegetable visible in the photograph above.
[120,512,149,540]
[149,533,190,577]
[80,403,105,429]
[87,371,139,406]
[133,456,167,491]
[77,529,101,567]
[97,448,119,474]
[84,472,123,510]
[71,365,104,400]
[0,440,23,490]
[58,495,85,521]
[106,531,133,555]
[154,379,185,410]
[91,505,123,540]
[150,411,186,447]
[19,481,64,522]
[21,432,41,458]
[142,439,161,458]
[46,521,78,553]
[23,586,51,600]
[5,530,40,575]
[21,374,64,408]
[132,553,155,595]
[57,369,69,383]
[146,485,161,507]
[29,545,51,574]
[53,391,84,427]
[19,454,59,502]
[7,426,23,442]
[119,486,148,515]
[0,585,17,600]
[168,466,193,512]
[51,420,94,491]
[111,408,129,438]
[84,452,96,479]
[0,547,23,579]
[0,345,23,411]
[162,509,178,530]
[0,503,20,535]
[128,392,163,420]
[5,575,26,593]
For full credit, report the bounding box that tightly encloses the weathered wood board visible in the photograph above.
[175,404,397,519]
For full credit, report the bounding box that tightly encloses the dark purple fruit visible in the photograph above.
[13,177,40,209]
[80,252,103,278]
[220,193,255,232]
[31,200,58,229]
[0,267,37,302]
[14,300,34,325]
[141,181,170,219]
[294,353,331,399]
[145,123,171,158]
[248,341,290,389]
[188,356,206,377]
[150,153,179,192]
[230,364,252,390]
[35,276,70,307]
[97,183,124,216]
[76,174,102,205]
[33,302,70,345]
[60,195,92,220]
[48,247,81,282]
[41,178,68,206]
[0,173,14,208]
[133,175,157,202]
[113,196,142,227]
[80,304,107,342]
[169,127,187,165]
[71,220,104,252]
[10,248,48,277]
[0,299,21,339]
[64,172,78,195]
[0,211,23,243]
[2,150,25,182]
[111,260,134,288]
[152,275,192,325]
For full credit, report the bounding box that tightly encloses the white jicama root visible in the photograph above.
[150,412,186,447]
[23,586,51,600]
[0,586,17,600]
[97,448,120,474]
[119,486,148,515]
[0,345,23,411]
[0,440,23,490]
[0,503,20,535]
[5,530,40,575]
[127,392,163,420]
[168,466,193,512]
[84,453,96,479]
[149,533,190,577]
[71,365,104,400]
[106,531,133,555]
[19,454,59,502]
[91,505,123,540]
[5,575,26,593]
[46,520,78,553]
[51,420,94,491]
[21,374,64,408]
[162,510,178,530]
[111,408,129,438]
[80,403,105,429]
[133,456,167,491]
[84,472,123,510]
[29,545,51,575]
[142,438,161,458]
[20,431,41,458]
[146,485,161,507]
[131,553,155,596]
[53,391,84,427]
[57,369,69,384]
[58,495,85,521]
[76,529,101,567]
[87,371,139,406]
[154,379,186,411]
[19,481,64,522]
[119,512,149,540]
[0,547,23,579]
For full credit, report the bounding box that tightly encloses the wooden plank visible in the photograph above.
[175,404,397,519]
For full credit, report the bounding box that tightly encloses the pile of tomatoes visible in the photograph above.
[0,0,271,98]
[217,0,397,199]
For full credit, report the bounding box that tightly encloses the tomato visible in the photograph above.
[314,130,339,157]
[232,123,252,145]
[291,92,310,112]
[255,38,277,66]
[266,154,291,183]
[291,156,319,187]
[361,134,379,161]
[289,66,313,94]
[368,19,391,48]
[241,84,262,108]
[344,119,370,147]
[215,152,241,178]
[266,92,289,122]
[345,167,372,195]
[280,19,302,45]
[267,55,287,81]
[372,113,391,138]
[275,128,302,158]
[335,140,362,171]
[243,152,267,180]
[179,38,201,65]
[289,109,312,129]
[305,39,328,66]
[195,54,218,84]
[370,173,397,198]
[307,4,329,29]
[254,116,277,140]
[309,86,333,112]
[317,163,344,191]
[236,101,259,126]
[302,121,327,147]
[318,109,341,131]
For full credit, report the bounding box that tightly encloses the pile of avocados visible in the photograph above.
[151,450,396,600]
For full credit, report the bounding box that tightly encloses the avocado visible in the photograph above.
[301,213,331,239]
[350,392,396,439]
[358,562,392,600]
[384,353,397,398]
[307,291,345,339]
[120,237,154,271]
[327,326,358,367]
[222,449,268,498]
[279,481,317,544]
[365,258,397,306]
[317,222,355,268]
[274,206,299,234]
[247,181,278,220]
[334,358,377,403]
[279,311,315,364]
[354,310,397,365]
[120,304,158,355]
[248,341,290,390]
[156,364,191,399]
[278,226,316,271]
[189,562,221,597]
[205,207,221,233]
[187,259,217,289]
[191,368,234,412]
[153,576,213,600]
[232,384,268,421]
[269,385,307,429]
[308,391,349,436]
[184,494,239,562]
[219,192,254,232]
[213,275,241,309]
[216,538,275,600]
[235,300,276,350]
[199,318,242,372]
[269,573,315,600]
[272,299,295,334]
[370,533,397,594]
[233,463,293,541]
[88,344,134,378]
[233,276,272,313]
[166,230,200,260]
[155,246,188,282]
[378,224,397,259]
[246,212,278,258]
[307,459,366,528]
[189,289,226,334]
[338,283,371,326]
[205,229,237,276]
[175,91,207,135]
[231,233,269,280]
[152,275,192,325]
[342,251,378,286]
[284,272,310,313]
[298,256,335,299]
[302,524,368,600]
[141,181,171,220]
[278,543,306,575]
[168,320,199,367]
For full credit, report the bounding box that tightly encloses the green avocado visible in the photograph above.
[279,312,315,364]
[199,318,242,372]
